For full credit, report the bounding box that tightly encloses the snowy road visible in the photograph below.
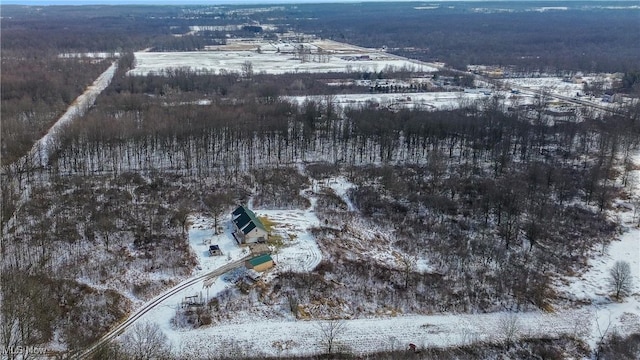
[76,255,252,359]
[29,61,118,168]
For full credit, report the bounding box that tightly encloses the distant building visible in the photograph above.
[231,206,268,244]
[245,254,275,272]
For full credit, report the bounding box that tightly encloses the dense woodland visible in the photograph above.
[2,2,640,164]
[1,2,640,359]
[286,2,640,74]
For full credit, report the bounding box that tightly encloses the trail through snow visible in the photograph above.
[30,61,118,167]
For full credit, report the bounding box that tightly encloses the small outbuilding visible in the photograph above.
[246,269,262,282]
[245,254,275,272]
[209,244,222,256]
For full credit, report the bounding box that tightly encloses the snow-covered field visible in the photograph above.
[128,39,437,76]
[502,77,589,98]
[129,51,433,76]
[256,206,322,273]
[285,91,493,111]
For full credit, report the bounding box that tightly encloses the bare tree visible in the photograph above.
[316,319,347,355]
[241,61,253,80]
[0,311,20,360]
[610,260,633,300]
[397,252,417,289]
[203,191,233,234]
[498,313,520,344]
[118,322,171,360]
[593,310,613,359]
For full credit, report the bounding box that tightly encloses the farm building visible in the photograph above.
[245,254,275,272]
[232,206,268,244]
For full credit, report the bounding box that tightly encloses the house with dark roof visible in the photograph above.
[232,206,268,244]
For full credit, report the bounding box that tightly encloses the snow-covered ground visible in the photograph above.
[323,176,357,212]
[129,51,433,76]
[187,204,323,276]
[284,91,491,111]
[502,77,589,98]
[187,215,251,275]
[30,61,118,167]
[120,155,640,357]
[128,39,437,76]
[127,191,324,351]
[556,152,640,350]
[255,206,323,274]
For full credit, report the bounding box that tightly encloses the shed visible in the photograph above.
[209,244,222,256]
[245,254,275,272]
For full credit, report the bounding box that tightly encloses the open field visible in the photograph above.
[129,39,437,76]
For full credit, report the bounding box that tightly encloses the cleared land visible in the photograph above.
[129,40,438,76]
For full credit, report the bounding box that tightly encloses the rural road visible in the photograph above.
[74,255,253,359]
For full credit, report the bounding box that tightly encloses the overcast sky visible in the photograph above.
[4,0,612,5]
[4,0,634,6]
[3,0,414,4]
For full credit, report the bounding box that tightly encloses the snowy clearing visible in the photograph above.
[255,205,323,274]
[187,215,252,275]
[285,91,492,111]
[128,39,438,76]
[501,76,598,98]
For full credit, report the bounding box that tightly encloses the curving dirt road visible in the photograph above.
[74,255,252,359]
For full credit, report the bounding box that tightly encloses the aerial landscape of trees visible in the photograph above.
[1,1,639,359]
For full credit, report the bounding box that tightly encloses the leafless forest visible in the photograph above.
[1,2,640,359]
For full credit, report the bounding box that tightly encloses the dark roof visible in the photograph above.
[232,207,244,217]
[232,206,267,234]
[242,222,256,235]
[209,245,220,251]
[248,254,273,267]
[233,212,251,229]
